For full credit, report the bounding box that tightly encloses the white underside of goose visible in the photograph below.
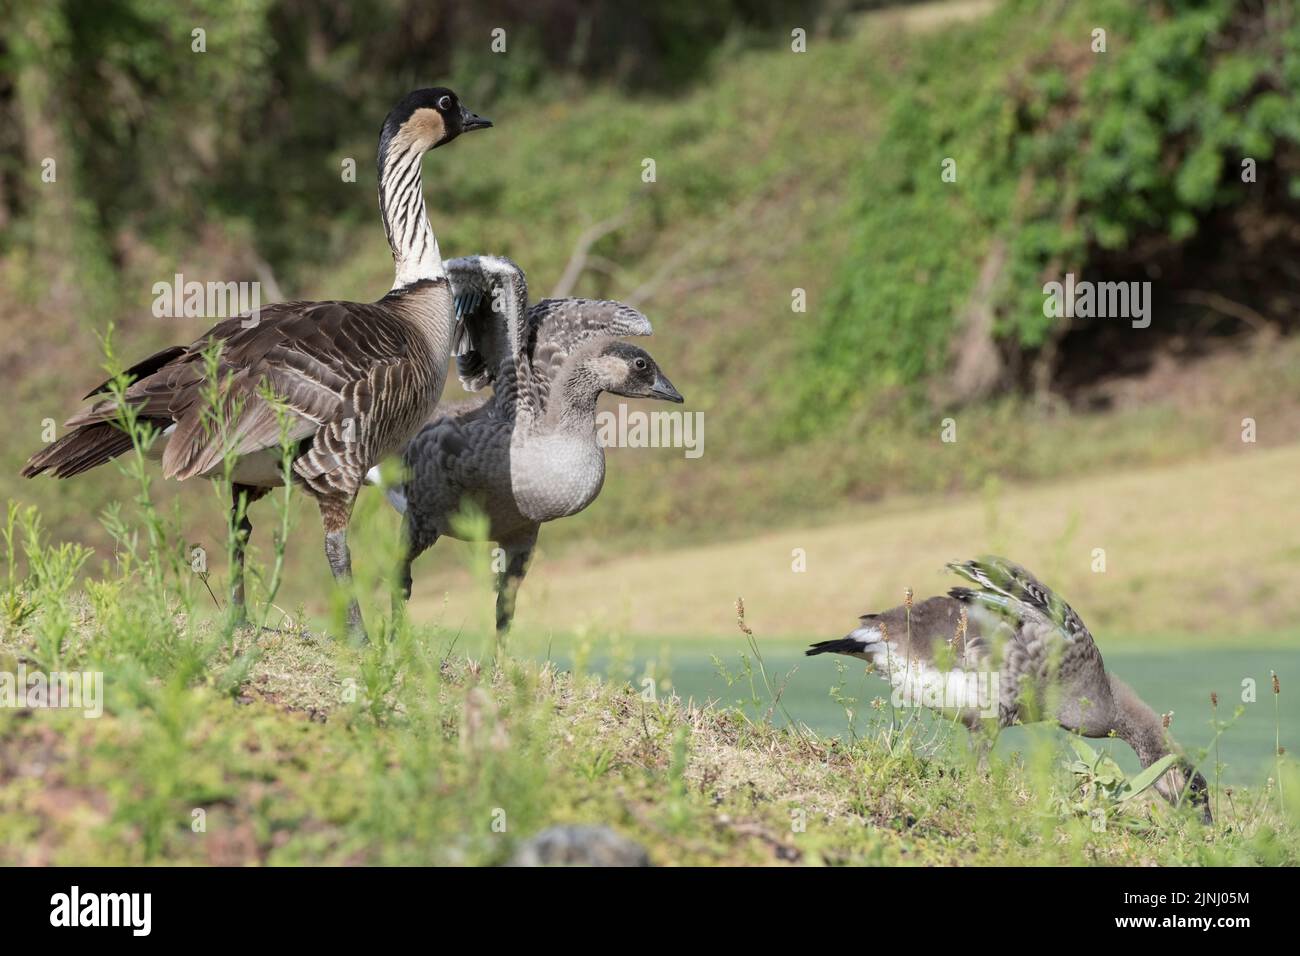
[842,626,995,715]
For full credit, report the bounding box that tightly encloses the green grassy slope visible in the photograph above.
[2,422,1295,862]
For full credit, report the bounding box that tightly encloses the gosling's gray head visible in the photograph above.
[581,340,683,404]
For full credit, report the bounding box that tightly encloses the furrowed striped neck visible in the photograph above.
[378,139,444,289]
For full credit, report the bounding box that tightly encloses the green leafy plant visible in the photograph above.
[1064,735,1179,828]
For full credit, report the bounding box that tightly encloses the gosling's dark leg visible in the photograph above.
[392,518,435,618]
[318,492,365,642]
[494,528,538,636]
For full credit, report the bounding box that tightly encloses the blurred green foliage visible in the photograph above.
[789,0,1300,439]
[0,0,847,277]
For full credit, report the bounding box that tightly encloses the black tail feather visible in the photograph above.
[805,637,865,657]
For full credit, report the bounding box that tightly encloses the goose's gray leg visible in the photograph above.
[230,483,269,622]
[495,529,538,635]
[319,492,366,642]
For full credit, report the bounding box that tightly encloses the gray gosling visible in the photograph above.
[807,556,1211,820]
[370,256,683,633]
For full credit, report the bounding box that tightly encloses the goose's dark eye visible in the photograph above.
[634,358,647,371]
[438,95,452,111]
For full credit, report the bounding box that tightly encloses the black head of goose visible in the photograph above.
[21,88,492,641]
[806,556,1212,821]
[372,255,683,634]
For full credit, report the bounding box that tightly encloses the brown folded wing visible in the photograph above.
[60,299,426,482]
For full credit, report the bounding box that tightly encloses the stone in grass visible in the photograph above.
[509,825,651,867]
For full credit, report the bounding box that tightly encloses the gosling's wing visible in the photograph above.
[946,556,1096,651]
[445,256,531,393]
[946,556,1106,719]
[524,298,652,408]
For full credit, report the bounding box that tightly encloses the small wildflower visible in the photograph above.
[950,607,969,660]
[1272,671,1281,695]
[870,696,885,711]
[1210,691,1218,707]
[904,587,914,609]
[879,620,890,642]
[1161,711,1173,729]
[735,597,752,637]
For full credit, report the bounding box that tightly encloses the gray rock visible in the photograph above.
[509,825,651,867]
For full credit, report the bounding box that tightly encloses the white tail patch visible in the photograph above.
[849,625,883,646]
[365,465,408,514]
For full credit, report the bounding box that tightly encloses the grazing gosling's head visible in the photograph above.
[579,341,684,404]
[1154,761,1213,823]
[379,87,492,160]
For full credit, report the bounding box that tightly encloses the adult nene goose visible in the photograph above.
[807,556,1211,819]
[370,255,683,633]
[22,88,492,639]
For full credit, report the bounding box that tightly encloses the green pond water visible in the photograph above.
[547,645,1297,785]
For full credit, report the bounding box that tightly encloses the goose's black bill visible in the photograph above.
[650,371,684,403]
[460,105,492,131]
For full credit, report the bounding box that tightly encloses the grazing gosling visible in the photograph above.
[371,256,684,633]
[807,556,1211,820]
